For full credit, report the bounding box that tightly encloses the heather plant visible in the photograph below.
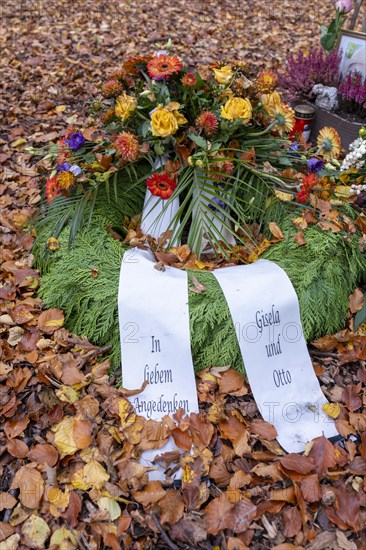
[278,48,342,102]
[338,72,366,119]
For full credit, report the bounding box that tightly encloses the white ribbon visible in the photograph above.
[118,248,199,479]
[213,259,338,453]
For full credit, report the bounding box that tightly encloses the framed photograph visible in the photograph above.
[338,29,366,79]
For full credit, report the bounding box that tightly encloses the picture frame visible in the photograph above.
[338,29,366,79]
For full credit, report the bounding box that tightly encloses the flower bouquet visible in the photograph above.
[31,49,366,369]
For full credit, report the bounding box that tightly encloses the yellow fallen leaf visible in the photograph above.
[0,534,21,550]
[49,527,78,550]
[98,497,121,521]
[10,138,26,148]
[53,416,92,456]
[55,105,67,113]
[71,460,109,490]
[322,402,341,419]
[53,417,78,455]
[274,189,294,201]
[21,514,50,549]
[55,385,80,404]
[118,398,136,428]
[334,185,351,199]
[48,487,70,516]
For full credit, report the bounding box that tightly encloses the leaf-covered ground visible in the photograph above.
[1,1,366,548]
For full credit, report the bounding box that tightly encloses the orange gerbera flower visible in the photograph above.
[147,55,183,80]
[123,55,152,75]
[146,173,177,199]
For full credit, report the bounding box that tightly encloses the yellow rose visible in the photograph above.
[115,93,137,121]
[150,105,179,138]
[261,91,281,113]
[213,65,233,85]
[172,110,188,125]
[220,97,252,123]
[165,102,188,126]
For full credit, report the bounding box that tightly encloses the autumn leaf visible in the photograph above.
[27,444,59,467]
[294,231,307,246]
[322,402,341,419]
[300,474,321,503]
[11,464,44,509]
[279,454,315,476]
[342,384,362,412]
[308,436,337,475]
[282,506,302,538]
[159,489,185,525]
[250,419,277,440]
[349,288,364,314]
[269,222,284,241]
[132,481,166,507]
[21,514,50,549]
[53,416,92,456]
[37,308,64,333]
[0,492,17,511]
[71,460,109,490]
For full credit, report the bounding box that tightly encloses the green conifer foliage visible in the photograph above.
[35,202,366,375]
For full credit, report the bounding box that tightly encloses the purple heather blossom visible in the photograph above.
[69,164,82,176]
[67,132,85,150]
[338,71,366,118]
[336,0,353,13]
[56,162,71,172]
[278,48,342,102]
[308,158,324,173]
[208,197,226,211]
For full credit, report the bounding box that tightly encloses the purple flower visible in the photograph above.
[69,164,82,176]
[56,162,71,172]
[336,0,353,13]
[67,132,85,150]
[308,158,324,173]
[208,197,226,211]
[290,141,300,151]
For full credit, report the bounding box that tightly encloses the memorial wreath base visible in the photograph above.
[33,180,366,374]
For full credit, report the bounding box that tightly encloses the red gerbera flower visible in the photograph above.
[146,173,177,199]
[296,173,318,204]
[147,55,183,80]
[45,175,61,203]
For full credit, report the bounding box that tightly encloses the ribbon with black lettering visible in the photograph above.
[213,259,338,452]
[118,248,199,479]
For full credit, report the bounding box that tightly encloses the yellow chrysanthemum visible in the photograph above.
[256,71,278,94]
[317,127,341,158]
[269,102,295,134]
[56,171,75,190]
[115,93,137,122]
